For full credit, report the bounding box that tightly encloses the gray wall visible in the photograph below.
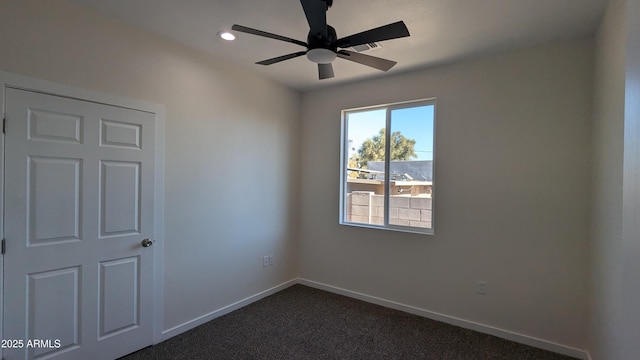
[590,0,640,358]
[299,39,593,350]
[0,0,300,333]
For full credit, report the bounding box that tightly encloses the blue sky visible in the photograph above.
[346,104,434,161]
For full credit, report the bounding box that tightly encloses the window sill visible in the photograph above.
[339,221,434,235]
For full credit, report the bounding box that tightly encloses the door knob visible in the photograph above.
[141,238,153,247]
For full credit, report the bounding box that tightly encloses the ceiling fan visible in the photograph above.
[231,0,410,80]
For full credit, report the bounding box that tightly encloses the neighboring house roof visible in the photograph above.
[367,160,433,181]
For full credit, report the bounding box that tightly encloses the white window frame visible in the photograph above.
[339,98,436,235]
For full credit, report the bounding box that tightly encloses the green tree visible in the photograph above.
[357,128,417,168]
[347,156,361,178]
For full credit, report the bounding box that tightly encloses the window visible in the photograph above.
[340,99,435,234]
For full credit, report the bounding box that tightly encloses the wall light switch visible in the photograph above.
[477,281,487,295]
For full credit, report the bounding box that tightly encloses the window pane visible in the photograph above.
[345,109,386,226]
[388,105,434,229]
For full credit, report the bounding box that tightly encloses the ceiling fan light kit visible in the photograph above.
[306,48,337,64]
[231,0,410,80]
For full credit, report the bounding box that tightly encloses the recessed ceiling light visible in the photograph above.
[218,31,236,41]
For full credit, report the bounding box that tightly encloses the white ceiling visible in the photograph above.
[69,0,608,91]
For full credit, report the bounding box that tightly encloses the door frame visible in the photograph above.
[0,70,166,346]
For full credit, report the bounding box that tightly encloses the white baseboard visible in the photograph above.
[160,279,297,341]
[298,278,590,360]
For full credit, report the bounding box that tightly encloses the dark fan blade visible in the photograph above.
[232,24,307,48]
[300,0,327,39]
[335,21,410,48]
[256,51,307,65]
[337,50,397,71]
[318,63,334,79]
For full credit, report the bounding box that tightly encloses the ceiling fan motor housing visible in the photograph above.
[306,25,338,63]
[307,25,337,51]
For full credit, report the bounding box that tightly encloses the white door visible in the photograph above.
[3,88,156,360]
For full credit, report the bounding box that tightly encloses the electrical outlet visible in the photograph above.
[269,255,274,265]
[263,256,269,267]
[477,281,487,295]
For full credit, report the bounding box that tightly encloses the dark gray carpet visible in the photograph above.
[120,285,578,360]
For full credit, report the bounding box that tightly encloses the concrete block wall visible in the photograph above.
[346,191,432,228]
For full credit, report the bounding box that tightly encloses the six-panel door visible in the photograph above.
[3,88,156,360]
